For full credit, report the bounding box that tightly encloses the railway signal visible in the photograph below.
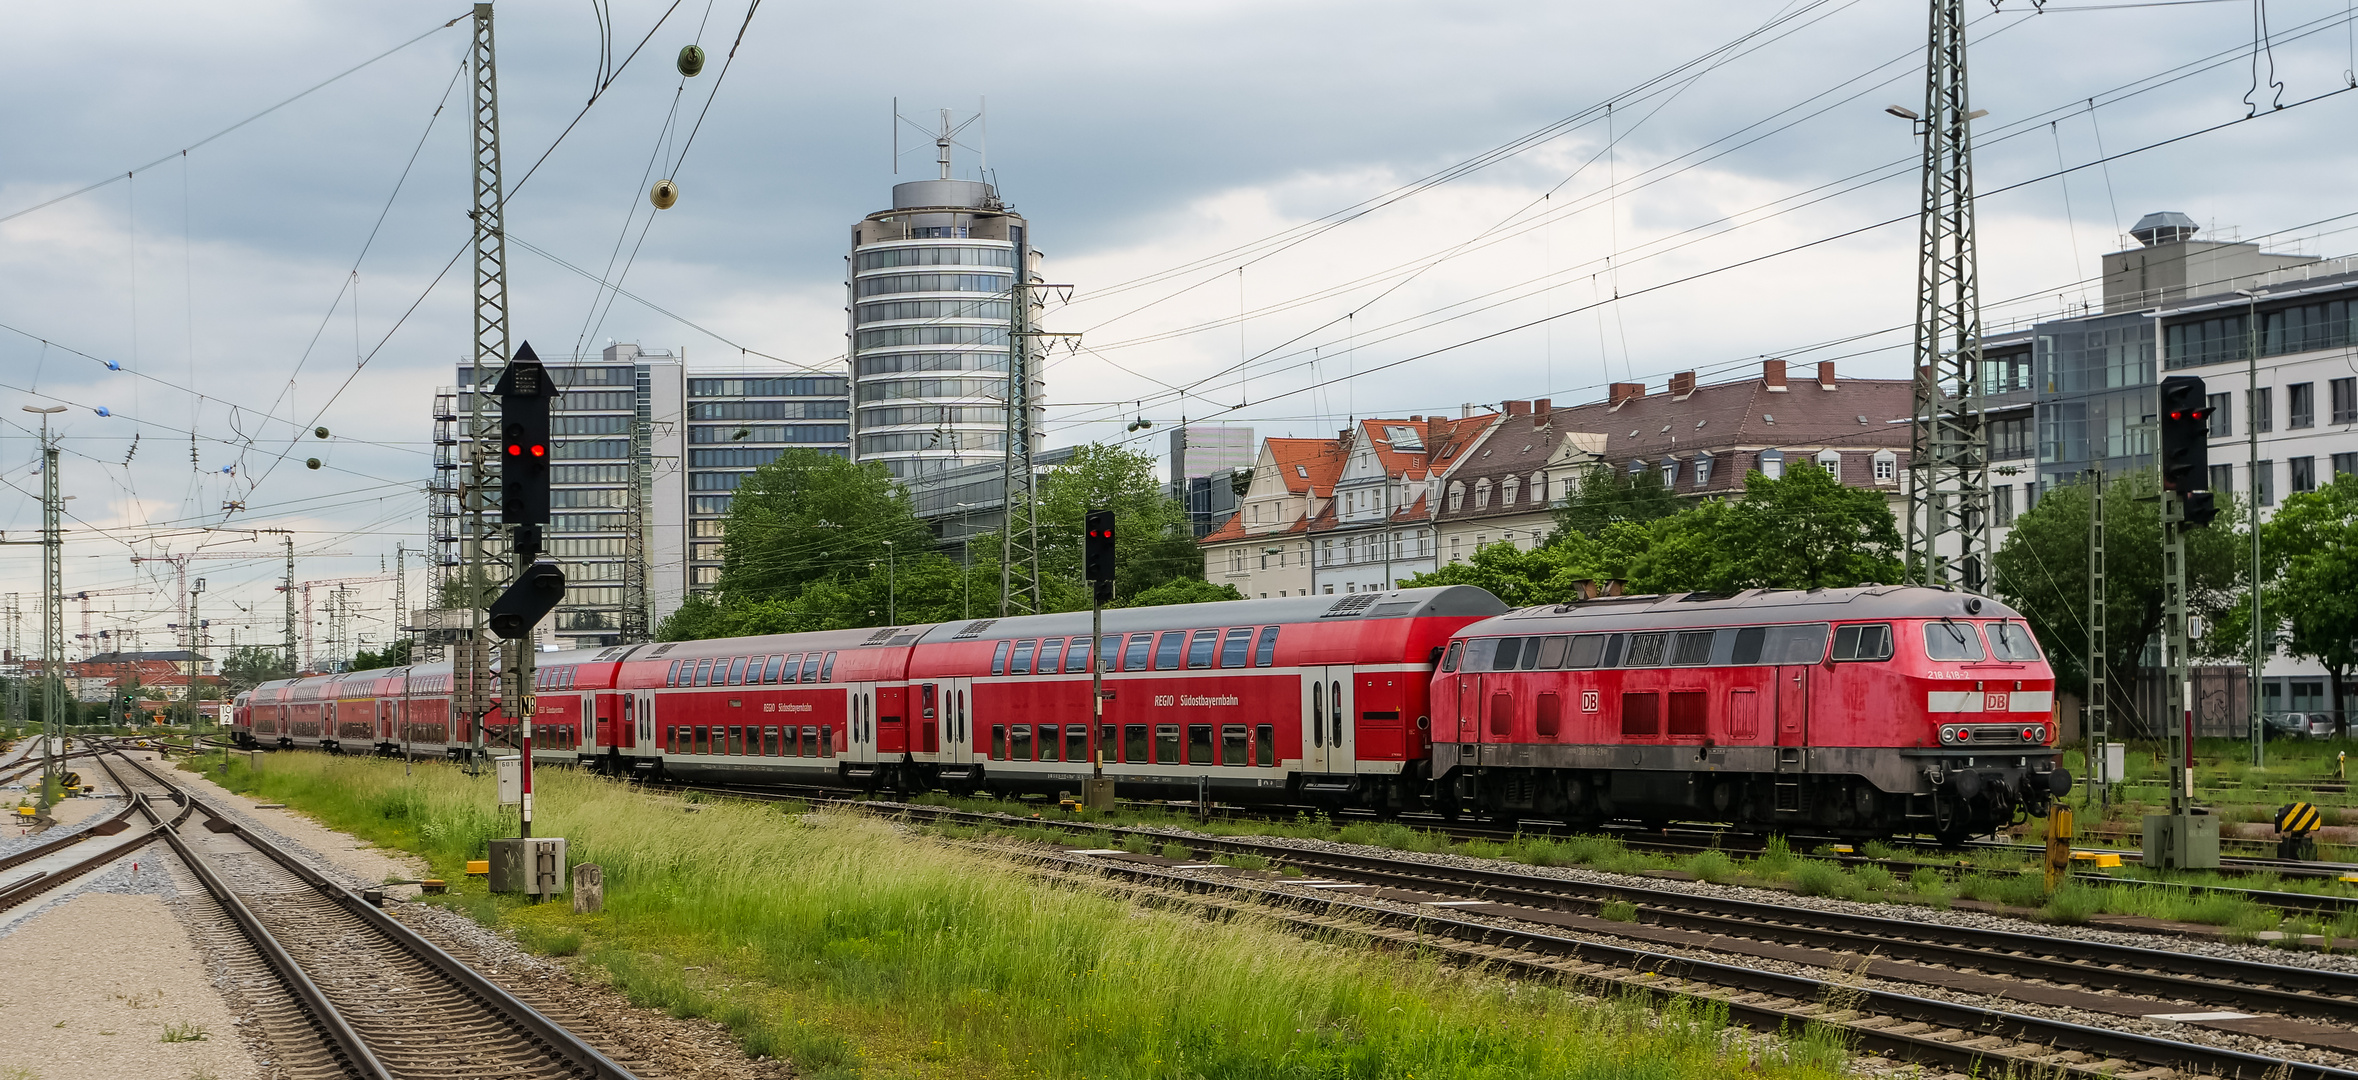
[493,342,556,553]
[2157,375,2217,528]
[1084,508,1116,810]
[487,561,566,640]
[1084,509,1116,604]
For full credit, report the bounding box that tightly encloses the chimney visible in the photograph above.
[1505,400,1530,416]
[1817,361,1836,389]
[1609,382,1645,407]
[1533,398,1551,413]
[1667,371,1696,398]
[1409,415,1423,422]
[1763,359,1788,392]
[1339,429,1353,442]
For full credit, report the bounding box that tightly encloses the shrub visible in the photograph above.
[1159,841,1194,861]
[159,1020,206,1043]
[1790,861,1845,898]
[1598,899,1640,922]
[2040,884,2103,925]
[1684,850,1739,884]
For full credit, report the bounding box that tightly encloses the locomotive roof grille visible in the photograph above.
[1490,586,2022,635]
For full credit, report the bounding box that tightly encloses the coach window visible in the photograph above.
[1535,692,1563,738]
[1440,642,1463,673]
[1037,724,1060,761]
[1925,620,1985,661]
[1039,638,1066,674]
[1188,724,1215,764]
[1155,632,1187,671]
[1063,636,1091,672]
[1255,724,1277,766]
[1221,725,1249,765]
[1187,629,1219,668]
[818,725,834,757]
[668,726,681,753]
[1155,724,1182,763]
[694,725,710,754]
[816,653,834,681]
[1534,636,1569,669]
[1672,631,1715,665]
[1830,624,1895,662]
[729,726,745,754]
[764,727,781,755]
[780,654,802,683]
[1010,724,1034,760]
[991,724,1007,760]
[733,657,752,685]
[1254,625,1281,666]
[1492,637,1523,671]
[1069,727,1091,763]
[1987,622,2042,661]
[1121,724,1148,761]
[1625,633,1670,667]
[992,641,1012,676]
[1011,639,1037,676]
[1621,692,1660,737]
[1123,633,1154,671]
[763,655,785,683]
[1220,627,1254,667]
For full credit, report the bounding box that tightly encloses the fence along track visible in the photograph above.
[101,747,640,1080]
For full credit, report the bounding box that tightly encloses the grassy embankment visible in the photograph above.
[892,786,2358,942]
[184,750,1852,1080]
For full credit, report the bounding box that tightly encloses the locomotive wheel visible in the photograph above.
[1930,794,1973,848]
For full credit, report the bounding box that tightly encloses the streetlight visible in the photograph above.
[2235,287,2267,766]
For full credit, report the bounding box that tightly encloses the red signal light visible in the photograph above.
[530,444,546,457]
[507,444,522,456]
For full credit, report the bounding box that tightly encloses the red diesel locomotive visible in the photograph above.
[229,582,2067,840]
[1431,586,2068,841]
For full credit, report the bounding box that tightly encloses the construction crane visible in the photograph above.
[136,546,348,670]
[67,586,149,660]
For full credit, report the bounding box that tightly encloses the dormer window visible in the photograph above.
[1475,481,1492,510]
[1694,452,1713,488]
[1660,457,1678,486]
[1760,448,1784,479]
[1447,482,1465,512]
[1501,477,1520,505]
[1815,449,1843,483]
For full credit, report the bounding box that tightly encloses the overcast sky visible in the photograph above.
[5,0,2354,659]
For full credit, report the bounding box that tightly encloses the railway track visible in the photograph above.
[870,798,2358,1080]
[54,745,644,1080]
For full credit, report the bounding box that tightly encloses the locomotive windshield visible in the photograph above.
[1924,620,1984,660]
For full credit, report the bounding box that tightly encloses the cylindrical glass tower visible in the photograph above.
[848,177,1041,480]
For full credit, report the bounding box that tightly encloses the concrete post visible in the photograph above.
[572,863,604,914]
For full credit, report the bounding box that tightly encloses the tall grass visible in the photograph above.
[195,754,1844,1080]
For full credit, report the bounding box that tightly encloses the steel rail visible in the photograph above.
[105,746,640,1080]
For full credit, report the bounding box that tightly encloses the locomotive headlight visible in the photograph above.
[1954,727,1973,742]
[2021,726,2040,743]
[1939,725,1958,744]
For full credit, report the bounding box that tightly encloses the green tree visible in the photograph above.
[1991,472,2248,735]
[1712,464,1904,590]
[1128,578,1246,608]
[350,639,412,672]
[2257,473,2358,732]
[716,450,937,600]
[970,444,1207,611]
[221,646,293,691]
[1552,465,1679,539]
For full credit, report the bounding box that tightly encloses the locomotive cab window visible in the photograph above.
[1830,623,1895,662]
[1987,622,2042,661]
[1924,620,1985,661]
[1440,641,1462,673]
[1462,638,1497,671]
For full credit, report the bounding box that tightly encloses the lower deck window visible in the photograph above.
[1038,724,1061,761]
[992,724,1007,760]
[1010,725,1034,761]
[694,726,710,754]
[1188,724,1214,765]
[1155,725,1181,764]
[1066,726,1091,764]
[1123,724,1149,763]
[1255,724,1276,766]
[1221,725,1248,766]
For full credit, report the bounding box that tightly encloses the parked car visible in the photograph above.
[2263,712,2341,739]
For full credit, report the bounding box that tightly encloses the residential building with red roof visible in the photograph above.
[1311,413,1498,594]
[1199,437,1344,597]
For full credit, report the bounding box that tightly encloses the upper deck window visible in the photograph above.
[1830,624,1894,662]
[1187,630,1219,669]
[1254,625,1280,667]
[1155,632,1187,671]
[1987,622,2042,661]
[1924,620,1985,661]
[1123,634,1154,671]
[1219,628,1253,668]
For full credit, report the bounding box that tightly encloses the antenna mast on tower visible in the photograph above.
[1905,0,1992,592]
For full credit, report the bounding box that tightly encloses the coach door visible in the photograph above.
[845,682,880,764]
[634,690,656,755]
[936,677,976,769]
[1299,667,1355,773]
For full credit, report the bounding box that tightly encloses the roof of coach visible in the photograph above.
[1470,586,2023,635]
[913,585,1508,646]
[627,625,902,664]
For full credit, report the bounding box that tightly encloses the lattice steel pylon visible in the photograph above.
[999,261,1043,618]
[1904,0,1992,593]
[459,1,508,761]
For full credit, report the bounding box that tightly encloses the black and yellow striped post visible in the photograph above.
[2276,802,2323,861]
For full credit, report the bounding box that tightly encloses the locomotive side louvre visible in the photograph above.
[1434,586,2066,840]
